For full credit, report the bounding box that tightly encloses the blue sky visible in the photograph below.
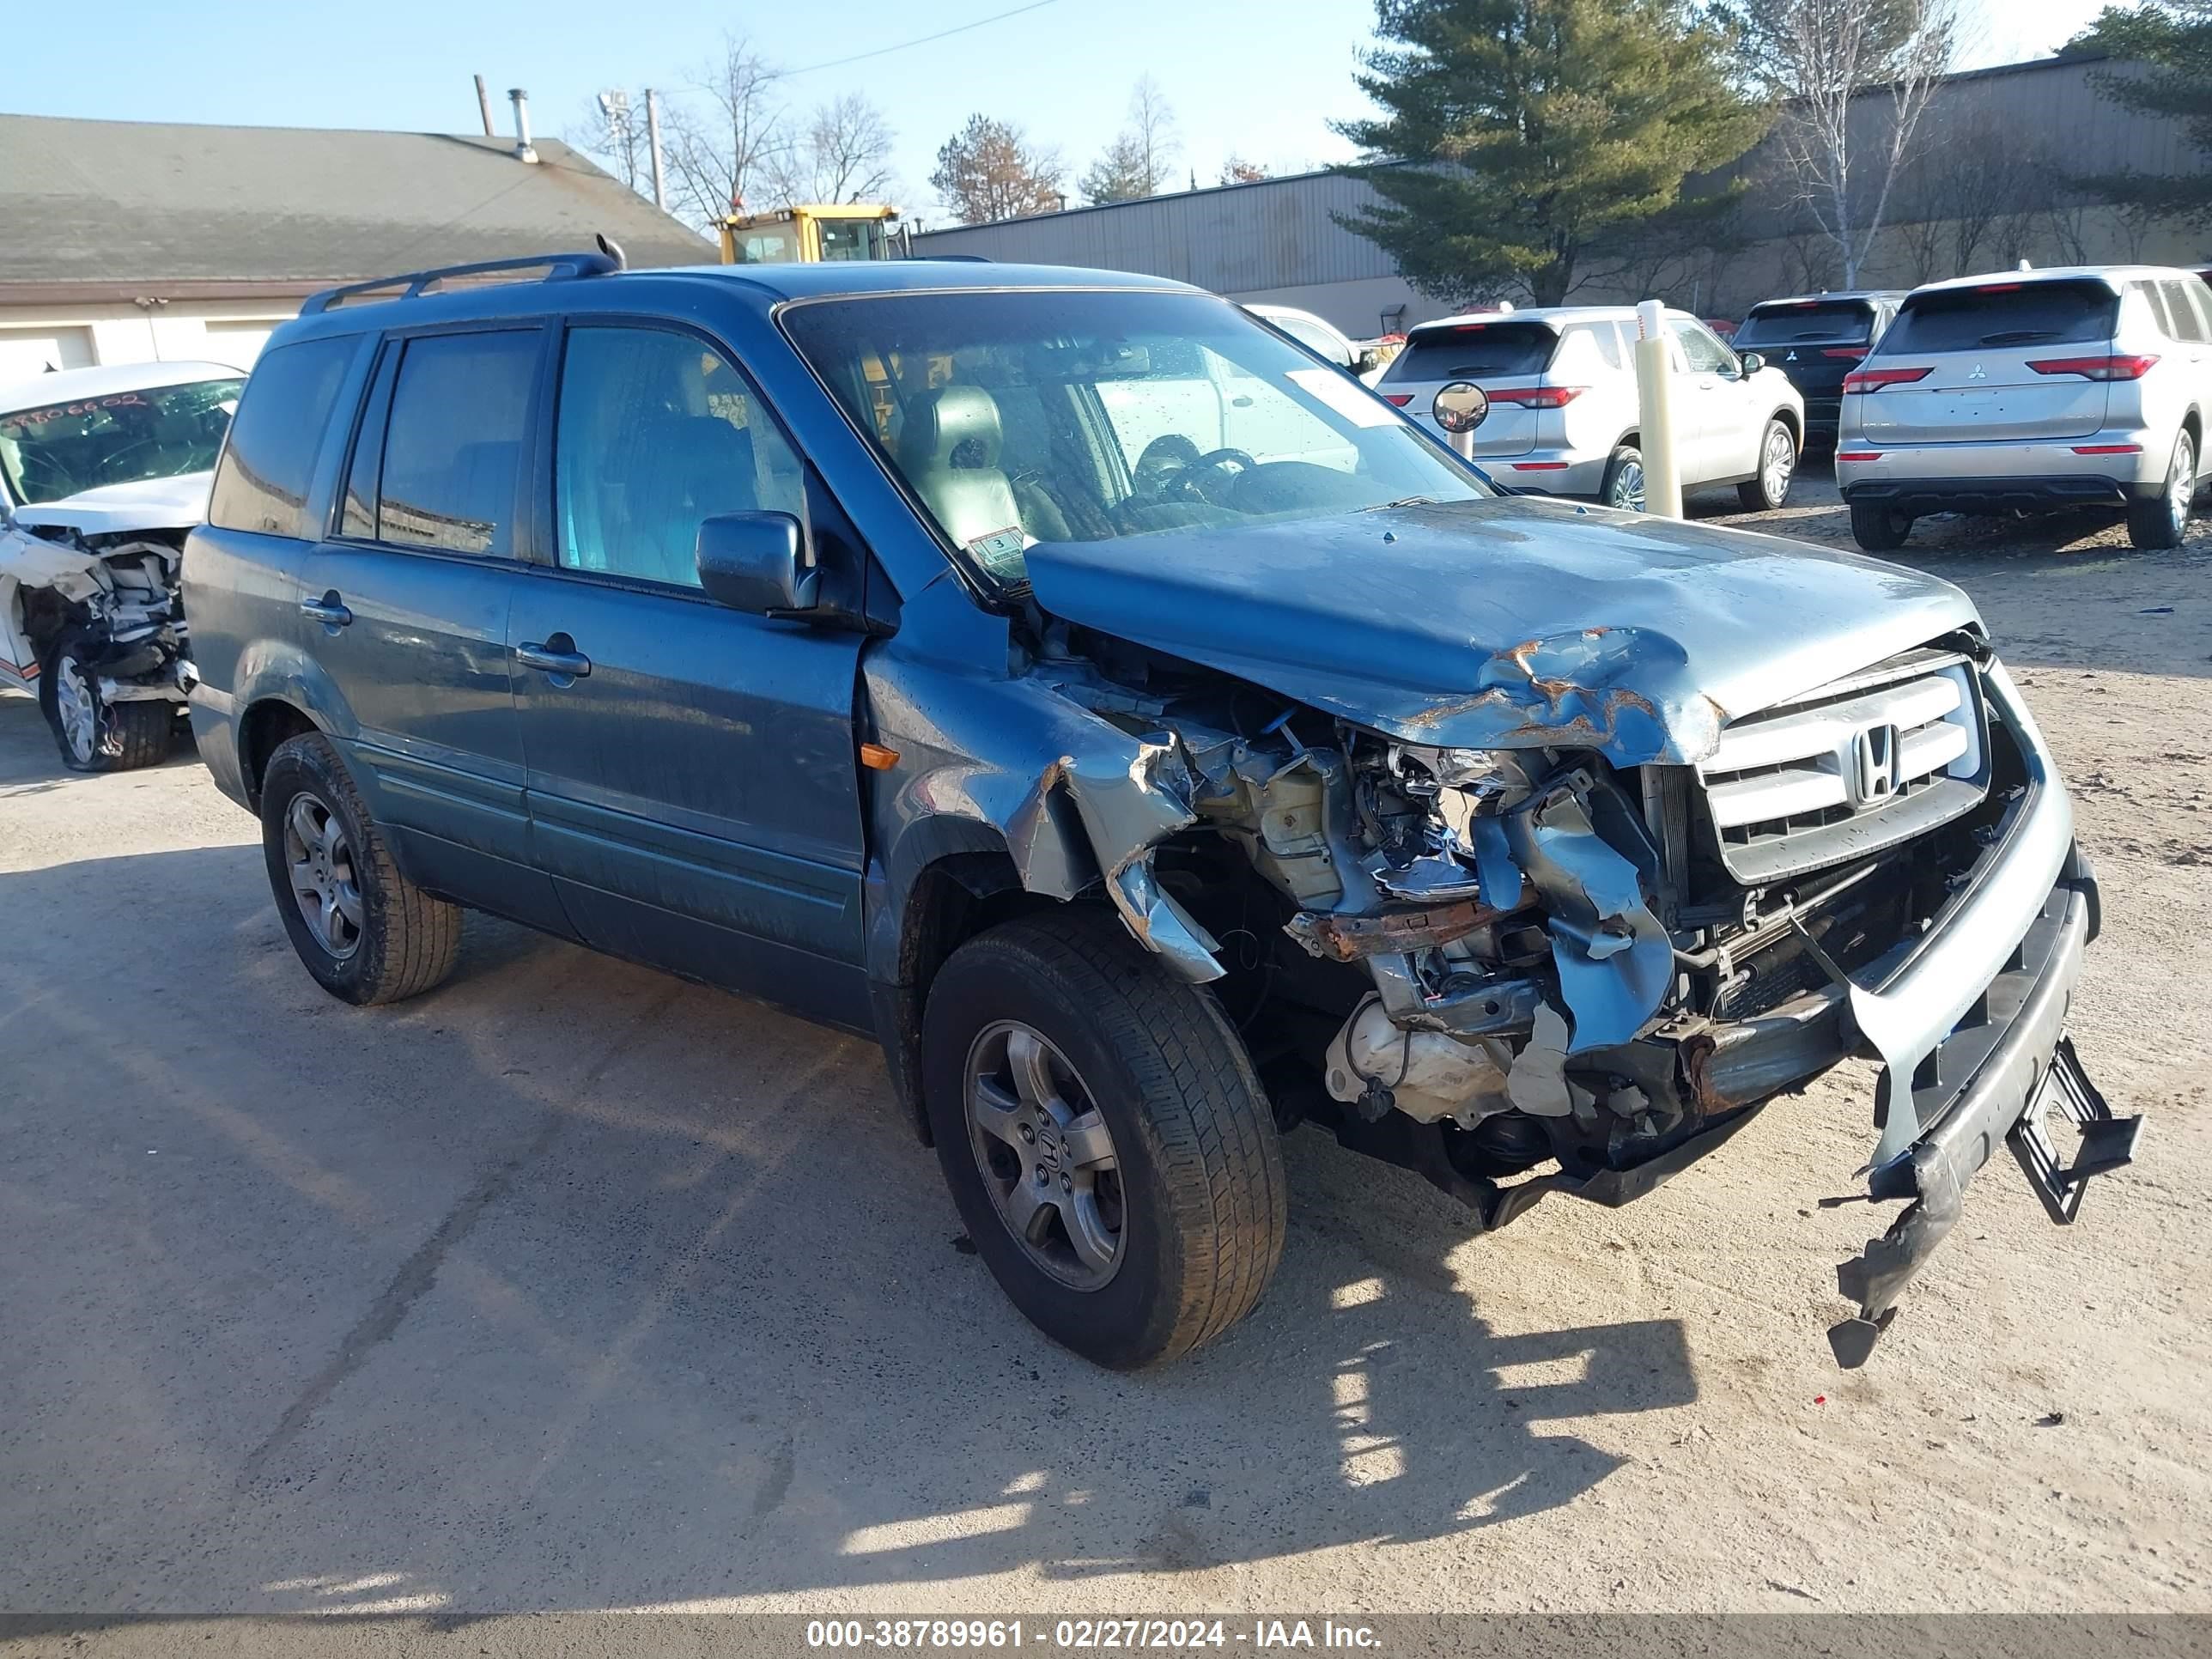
[9,0,2114,224]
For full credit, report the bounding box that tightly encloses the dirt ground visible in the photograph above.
[1,466,2207,1634]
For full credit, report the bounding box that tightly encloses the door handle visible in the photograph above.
[516,641,591,678]
[299,592,352,628]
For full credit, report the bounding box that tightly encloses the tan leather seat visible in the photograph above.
[896,386,1024,547]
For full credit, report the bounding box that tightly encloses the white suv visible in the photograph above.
[1375,306,1805,511]
[1836,266,2212,551]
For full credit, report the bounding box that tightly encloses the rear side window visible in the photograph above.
[1386,320,1558,380]
[208,337,356,537]
[1881,282,2118,355]
[372,331,538,556]
[2158,280,2208,343]
[1736,301,1876,347]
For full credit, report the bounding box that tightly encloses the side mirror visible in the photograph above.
[1738,351,1765,374]
[1353,346,1383,374]
[696,512,819,615]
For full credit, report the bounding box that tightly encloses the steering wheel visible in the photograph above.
[1173,447,1258,505]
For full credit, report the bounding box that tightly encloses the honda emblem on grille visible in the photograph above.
[1850,724,1903,805]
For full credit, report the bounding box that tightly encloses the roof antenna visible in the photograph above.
[595,233,628,271]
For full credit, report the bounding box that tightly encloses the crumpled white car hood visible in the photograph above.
[12,471,215,538]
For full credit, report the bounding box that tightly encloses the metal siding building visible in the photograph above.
[911,54,2209,331]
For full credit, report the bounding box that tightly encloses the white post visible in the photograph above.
[1632,299,1682,519]
[1453,428,1475,463]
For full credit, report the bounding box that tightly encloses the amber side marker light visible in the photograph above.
[860,743,900,770]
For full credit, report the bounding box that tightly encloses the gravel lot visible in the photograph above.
[2,466,2207,1636]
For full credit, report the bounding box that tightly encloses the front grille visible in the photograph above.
[1697,646,1989,883]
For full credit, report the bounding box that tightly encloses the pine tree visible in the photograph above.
[2071,0,2212,221]
[1334,0,1769,307]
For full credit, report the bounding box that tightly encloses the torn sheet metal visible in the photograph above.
[1504,776,1674,1054]
[1005,729,1224,982]
[1285,896,1503,963]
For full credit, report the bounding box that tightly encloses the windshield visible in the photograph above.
[0,376,244,506]
[1736,301,1877,347]
[780,289,1488,584]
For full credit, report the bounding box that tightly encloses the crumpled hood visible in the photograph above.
[12,471,213,537]
[1024,497,1982,765]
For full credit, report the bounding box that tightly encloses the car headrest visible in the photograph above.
[898,386,1002,471]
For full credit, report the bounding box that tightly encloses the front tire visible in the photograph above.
[2126,430,2196,550]
[921,911,1286,1370]
[38,629,173,773]
[1737,418,1797,511]
[1849,499,1913,551]
[259,732,462,1006]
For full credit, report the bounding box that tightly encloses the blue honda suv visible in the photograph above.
[183,249,2133,1370]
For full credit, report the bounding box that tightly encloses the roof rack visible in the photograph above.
[302,249,622,315]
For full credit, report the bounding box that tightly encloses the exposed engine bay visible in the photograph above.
[1,497,197,769]
[1008,615,2026,1242]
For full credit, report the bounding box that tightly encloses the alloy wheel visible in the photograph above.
[965,1020,1125,1289]
[1610,459,1647,513]
[2170,435,2195,538]
[1762,426,1796,504]
[284,792,364,958]
[52,656,97,765]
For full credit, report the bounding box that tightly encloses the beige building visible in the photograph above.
[0,114,713,383]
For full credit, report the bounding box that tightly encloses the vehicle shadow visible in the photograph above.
[0,689,203,792]
[0,842,1698,1613]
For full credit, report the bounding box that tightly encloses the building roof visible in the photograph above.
[0,114,714,301]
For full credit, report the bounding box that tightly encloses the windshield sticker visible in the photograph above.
[964,525,1030,574]
[1286,368,1399,428]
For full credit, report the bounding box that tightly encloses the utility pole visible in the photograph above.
[473,74,495,138]
[645,89,667,212]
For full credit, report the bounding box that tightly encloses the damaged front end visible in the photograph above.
[1009,620,2133,1367]
[0,511,193,709]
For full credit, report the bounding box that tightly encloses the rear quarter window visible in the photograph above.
[208,337,358,537]
[1737,301,1876,347]
[1880,282,2119,355]
[1385,320,1558,381]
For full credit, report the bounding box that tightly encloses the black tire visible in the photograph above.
[2125,430,2195,551]
[922,910,1286,1370]
[1600,446,1646,512]
[1737,417,1797,512]
[1849,499,1913,551]
[259,732,462,1006]
[38,629,174,773]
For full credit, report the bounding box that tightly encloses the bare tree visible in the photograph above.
[1079,77,1182,204]
[661,33,790,228]
[1897,111,2046,282]
[1741,0,1960,285]
[775,94,897,205]
[568,90,653,197]
[931,115,1066,224]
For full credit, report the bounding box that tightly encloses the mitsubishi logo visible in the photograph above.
[1786,349,1799,362]
[1968,362,1988,380]
[1850,724,1903,805]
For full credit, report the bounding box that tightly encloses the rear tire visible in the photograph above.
[1849,499,1913,551]
[1600,447,1646,512]
[921,910,1286,1370]
[259,732,462,1006]
[1737,418,1797,511]
[38,629,174,773]
[2125,430,2195,550]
